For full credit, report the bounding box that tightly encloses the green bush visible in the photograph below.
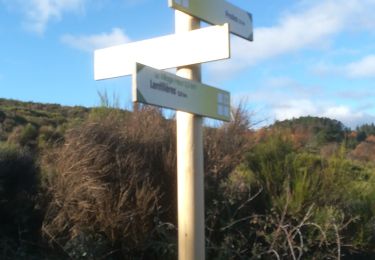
[206,134,375,259]
[7,123,38,148]
[20,123,38,145]
[37,125,63,149]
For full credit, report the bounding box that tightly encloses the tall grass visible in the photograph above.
[42,107,177,259]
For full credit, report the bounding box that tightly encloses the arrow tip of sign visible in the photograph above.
[248,33,254,42]
[247,12,253,41]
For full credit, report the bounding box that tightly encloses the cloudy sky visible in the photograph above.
[0,0,374,128]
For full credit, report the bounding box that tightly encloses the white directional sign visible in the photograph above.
[169,0,253,41]
[133,63,231,121]
[94,24,230,80]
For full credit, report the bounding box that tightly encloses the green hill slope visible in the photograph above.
[0,98,90,148]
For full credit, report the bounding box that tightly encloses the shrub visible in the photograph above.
[0,110,5,123]
[350,136,375,162]
[0,143,42,258]
[42,107,177,259]
[206,134,375,259]
[2,118,16,132]
[7,123,38,148]
[204,105,253,179]
[37,125,63,149]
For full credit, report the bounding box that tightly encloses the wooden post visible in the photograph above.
[175,10,205,260]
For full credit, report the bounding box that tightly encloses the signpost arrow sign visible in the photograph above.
[94,23,230,80]
[133,63,231,121]
[169,0,253,41]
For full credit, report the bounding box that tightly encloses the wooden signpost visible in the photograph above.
[93,1,253,259]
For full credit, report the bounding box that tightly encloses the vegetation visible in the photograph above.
[0,98,375,259]
[206,137,375,259]
[356,123,375,142]
[0,98,89,150]
[0,143,43,258]
[43,107,176,259]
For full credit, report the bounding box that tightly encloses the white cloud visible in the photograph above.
[61,28,131,52]
[208,0,375,78]
[323,106,357,119]
[2,0,87,34]
[337,90,375,100]
[271,99,374,128]
[346,55,375,78]
[354,0,375,31]
[322,106,374,128]
[234,76,323,108]
[314,55,375,78]
[232,74,375,128]
[273,99,318,121]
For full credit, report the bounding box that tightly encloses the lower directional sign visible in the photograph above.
[133,63,231,121]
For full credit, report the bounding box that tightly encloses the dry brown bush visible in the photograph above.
[42,107,177,257]
[350,135,375,162]
[204,105,253,179]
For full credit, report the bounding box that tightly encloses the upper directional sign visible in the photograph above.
[94,24,230,80]
[169,0,253,41]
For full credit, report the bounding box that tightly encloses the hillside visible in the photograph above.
[0,98,91,149]
[271,116,347,144]
[255,116,375,161]
[1,99,373,158]
[0,98,131,153]
[1,98,375,259]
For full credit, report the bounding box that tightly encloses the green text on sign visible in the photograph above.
[133,63,231,121]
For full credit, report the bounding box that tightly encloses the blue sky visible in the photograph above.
[0,0,374,128]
